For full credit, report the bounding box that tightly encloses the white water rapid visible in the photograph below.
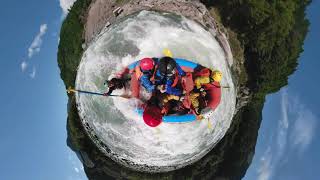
[76,10,236,172]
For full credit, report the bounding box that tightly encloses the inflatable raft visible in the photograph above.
[123,58,221,126]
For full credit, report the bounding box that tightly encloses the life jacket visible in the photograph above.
[155,70,179,88]
[203,81,221,110]
[133,65,144,80]
[140,65,179,88]
[180,72,196,113]
[181,72,194,94]
[129,64,149,98]
[130,73,140,98]
[194,68,211,78]
[172,72,179,87]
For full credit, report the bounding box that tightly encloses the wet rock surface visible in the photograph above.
[85,0,234,67]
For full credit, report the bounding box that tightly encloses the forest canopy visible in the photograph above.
[202,0,310,96]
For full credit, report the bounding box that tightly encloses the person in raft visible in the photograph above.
[138,56,186,96]
[160,88,207,118]
[194,69,222,90]
[185,89,207,116]
[192,69,223,113]
[160,94,185,115]
[103,78,130,96]
[163,69,223,118]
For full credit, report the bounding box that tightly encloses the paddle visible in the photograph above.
[67,87,130,98]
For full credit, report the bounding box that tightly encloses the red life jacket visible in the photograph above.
[203,81,221,111]
[181,72,194,94]
[194,68,211,78]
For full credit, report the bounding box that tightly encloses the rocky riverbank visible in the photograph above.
[85,0,234,65]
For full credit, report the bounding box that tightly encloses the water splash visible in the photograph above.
[76,11,236,171]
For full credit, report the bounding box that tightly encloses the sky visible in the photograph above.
[0,0,85,180]
[0,0,318,180]
[244,1,320,180]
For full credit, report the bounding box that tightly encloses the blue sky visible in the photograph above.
[245,1,320,180]
[0,0,86,180]
[0,0,318,180]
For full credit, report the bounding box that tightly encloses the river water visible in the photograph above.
[76,10,236,172]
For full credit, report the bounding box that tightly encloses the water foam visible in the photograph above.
[76,11,236,171]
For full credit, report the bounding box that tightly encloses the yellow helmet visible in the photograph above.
[163,48,173,58]
[211,70,222,82]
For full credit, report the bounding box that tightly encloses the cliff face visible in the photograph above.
[58,0,310,179]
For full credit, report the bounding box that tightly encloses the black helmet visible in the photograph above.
[166,60,176,77]
[158,57,176,76]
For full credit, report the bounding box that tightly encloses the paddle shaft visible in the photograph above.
[68,88,120,97]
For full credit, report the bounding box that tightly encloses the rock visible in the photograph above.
[113,7,123,16]
[105,21,111,28]
[84,0,233,69]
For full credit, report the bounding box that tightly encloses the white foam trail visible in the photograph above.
[76,11,236,170]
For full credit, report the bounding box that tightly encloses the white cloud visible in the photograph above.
[290,105,316,153]
[67,151,86,179]
[29,67,36,79]
[277,90,289,155]
[28,24,48,58]
[74,167,80,173]
[21,61,28,72]
[60,0,76,14]
[257,90,290,180]
[20,24,47,76]
[257,147,272,180]
[256,89,317,180]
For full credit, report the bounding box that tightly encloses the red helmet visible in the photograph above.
[143,105,162,127]
[140,58,154,71]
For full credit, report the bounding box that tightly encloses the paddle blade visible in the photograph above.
[67,87,76,94]
[207,119,212,129]
[143,105,163,127]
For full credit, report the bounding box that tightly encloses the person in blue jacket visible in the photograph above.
[139,56,186,96]
[138,57,157,93]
